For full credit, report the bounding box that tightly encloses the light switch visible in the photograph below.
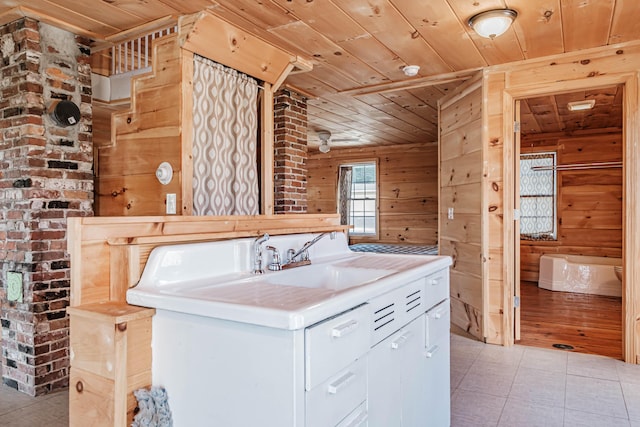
[7,271,22,303]
[166,193,176,215]
[447,208,454,220]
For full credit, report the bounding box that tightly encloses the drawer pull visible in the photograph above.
[328,371,356,395]
[331,319,359,338]
[75,381,84,393]
[425,345,440,358]
[391,331,413,350]
[429,277,441,286]
[344,410,368,427]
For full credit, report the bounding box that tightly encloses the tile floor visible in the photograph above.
[1,332,640,426]
[451,332,640,426]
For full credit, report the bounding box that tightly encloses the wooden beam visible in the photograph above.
[179,10,295,85]
[339,68,481,97]
[2,6,105,40]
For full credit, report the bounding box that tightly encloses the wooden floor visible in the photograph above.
[518,281,623,360]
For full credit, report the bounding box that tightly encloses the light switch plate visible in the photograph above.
[166,193,176,215]
[7,271,22,303]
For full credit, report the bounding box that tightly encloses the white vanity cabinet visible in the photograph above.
[368,269,450,427]
[127,236,452,427]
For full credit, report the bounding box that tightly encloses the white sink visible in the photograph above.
[261,264,395,290]
[127,233,452,329]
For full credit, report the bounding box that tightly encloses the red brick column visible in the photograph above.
[273,89,308,213]
[0,18,93,396]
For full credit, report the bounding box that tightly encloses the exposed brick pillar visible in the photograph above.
[0,18,93,396]
[273,89,308,213]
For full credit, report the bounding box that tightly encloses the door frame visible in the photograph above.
[502,73,638,362]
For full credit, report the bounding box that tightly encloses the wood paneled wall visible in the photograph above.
[94,34,184,216]
[307,142,438,245]
[520,133,623,282]
[484,40,640,363]
[438,77,484,340]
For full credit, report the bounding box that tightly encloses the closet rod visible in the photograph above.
[531,161,622,171]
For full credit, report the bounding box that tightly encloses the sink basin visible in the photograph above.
[260,263,395,290]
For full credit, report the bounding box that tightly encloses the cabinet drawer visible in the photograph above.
[337,402,368,427]
[305,305,371,390]
[306,358,367,427]
[424,269,449,310]
[370,279,425,346]
[426,300,450,348]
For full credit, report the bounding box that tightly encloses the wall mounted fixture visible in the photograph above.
[567,99,596,111]
[156,162,173,185]
[468,9,517,39]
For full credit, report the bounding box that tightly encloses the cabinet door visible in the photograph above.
[424,302,451,427]
[399,315,427,427]
[368,315,425,427]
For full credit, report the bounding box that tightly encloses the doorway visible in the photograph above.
[512,86,624,359]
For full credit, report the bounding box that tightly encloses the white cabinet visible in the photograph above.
[147,266,450,426]
[424,300,451,427]
[367,271,450,427]
[368,314,426,427]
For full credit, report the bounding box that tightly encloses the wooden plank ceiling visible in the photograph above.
[2,0,633,150]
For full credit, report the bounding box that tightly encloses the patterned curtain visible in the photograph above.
[192,55,259,215]
[338,166,352,225]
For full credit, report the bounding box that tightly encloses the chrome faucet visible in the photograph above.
[253,233,269,274]
[282,231,336,268]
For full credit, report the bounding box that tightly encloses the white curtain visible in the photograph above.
[192,55,259,215]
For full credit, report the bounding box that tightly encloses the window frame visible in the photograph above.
[519,151,558,241]
[339,160,379,237]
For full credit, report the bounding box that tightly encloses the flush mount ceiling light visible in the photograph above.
[468,9,517,39]
[567,99,596,111]
[318,130,331,153]
[402,65,420,77]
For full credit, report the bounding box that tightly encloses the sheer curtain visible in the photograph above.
[338,166,353,226]
[192,55,259,215]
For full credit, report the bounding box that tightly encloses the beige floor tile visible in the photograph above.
[451,388,506,427]
[497,398,564,427]
[459,360,518,398]
[474,342,524,367]
[519,346,568,373]
[618,362,640,385]
[564,409,631,427]
[568,351,620,381]
[565,374,628,419]
[622,381,640,421]
[508,366,566,408]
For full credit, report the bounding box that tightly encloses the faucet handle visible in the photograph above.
[287,248,296,263]
[266,246,282,271]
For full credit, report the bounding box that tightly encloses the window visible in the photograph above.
[340,162,377,235]
[519,152,557,240]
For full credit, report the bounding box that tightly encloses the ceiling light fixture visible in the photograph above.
[318,130,331,153]
[402,65,420,77]
[567,99,596,111]
[468,9,517,39]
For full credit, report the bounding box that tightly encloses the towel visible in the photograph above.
[131,386,173,427]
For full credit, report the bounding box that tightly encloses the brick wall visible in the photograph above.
[0,18,93,396]
[273,89,308,213]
